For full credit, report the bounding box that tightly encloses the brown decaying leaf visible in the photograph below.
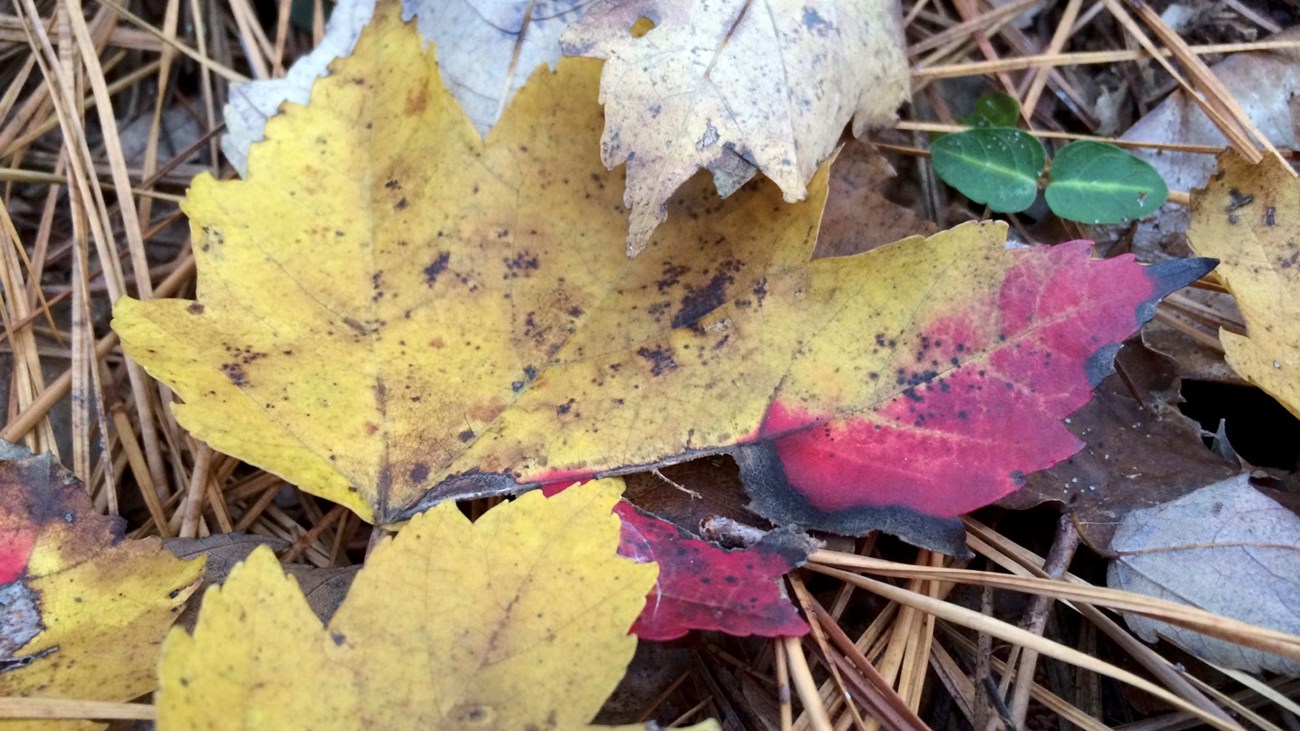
[813,141,939,260]
[1004,345,1237,548]
[166,534,358,628]
[622,457,757,534]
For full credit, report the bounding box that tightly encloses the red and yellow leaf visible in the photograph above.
[0,453,202,726]
[112,3,1210,555]
[734,237,1212,550]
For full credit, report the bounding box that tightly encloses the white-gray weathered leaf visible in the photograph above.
[561,0,909,256]
[222,0,595,175]
[1108,474,1300,675]
[222,0,377,175]
[408,0,597,137]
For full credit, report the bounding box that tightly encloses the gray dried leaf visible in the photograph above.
[1108,474,1300,674]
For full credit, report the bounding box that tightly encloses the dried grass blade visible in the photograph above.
[813,566,1243,731]
[811,551,1300,660]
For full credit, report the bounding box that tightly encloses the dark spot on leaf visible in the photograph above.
[423,252,450,286]
[657,262,690,292]
[1225,188,1253,212]
[220,363,247,386]
[802,7,832,33]
[404,85,428,115]
[409,464,429,483]
[503,251,539,278]
[672,258,741,329]
[636,346,678,376]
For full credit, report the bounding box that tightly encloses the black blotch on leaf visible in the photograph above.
[636,346,678,376]
[220,363,246,386]
[409,464,430,484]
[423,252,450,286]
[672,258,742,329]
[503,251,539,279]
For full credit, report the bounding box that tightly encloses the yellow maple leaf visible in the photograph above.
[157,478,714,730]
[1188,152,1300,418]
[0,453,203,731]
[111,0,828,526]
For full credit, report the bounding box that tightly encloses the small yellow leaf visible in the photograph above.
[157,548,331,729]
[0,453,202,731]
[157,479,673,730]
[1189,152,1300,417]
